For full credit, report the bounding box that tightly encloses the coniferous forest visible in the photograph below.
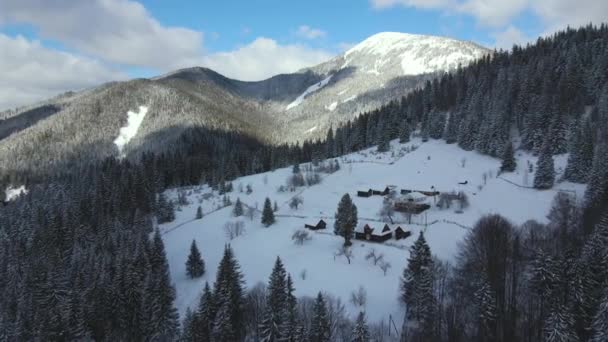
[1,24,608,341]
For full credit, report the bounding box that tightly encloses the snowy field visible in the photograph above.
[160,138,585,324]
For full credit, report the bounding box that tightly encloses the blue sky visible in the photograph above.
[0,0,605,110]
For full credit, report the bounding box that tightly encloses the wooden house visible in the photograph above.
[372,186,391,196]
[394,201,431,214]
[401,189,440,196]
[357,189,373,197]
[304,219,327,230]
[394,226,411,240]
[355,224,393,242]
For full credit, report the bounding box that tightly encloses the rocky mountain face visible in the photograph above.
[0,32,488,175]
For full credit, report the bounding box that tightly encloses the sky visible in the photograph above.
[0,0,606,110]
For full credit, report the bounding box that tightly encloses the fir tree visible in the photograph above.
[233,198,244,217]
[565,117,595,183]
[334,193,358,246]
[309,293,330,342]
[186,240,205,279]
[590,288,608,342]
[274,201,279,212]
[193,282,214,342]
[292,163,301,174]
[181,308,195,341]
[157,192,176,223]
[534,144,555,189]
[279,274,299,342]
[475,277,497,341]
[584,143,608,209]
[351,311,370,342]
[543,306,579,342]
[401,231,435,338]
[500,141,517,173]
[398,120,411,143]
[213,245,245,341]
[262,198,276,227]
[196,206,203,219]
[260,257,288,341]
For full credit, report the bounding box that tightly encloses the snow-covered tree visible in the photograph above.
[534,144,555,189]
[233,197,244,217]
[334,193,358,246]
[260,257,287,341]
[309,293,331,342]
[543,306,579,342]
[500,141,517,173]
[196,206,203,219]
[186,240,205,279]
[351,311,370,342]
[262,198,276,227]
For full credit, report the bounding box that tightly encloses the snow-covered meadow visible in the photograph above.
[160,138,585,324]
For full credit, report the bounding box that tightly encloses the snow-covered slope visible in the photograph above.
[274,32,489,141]
[160,138,584,325]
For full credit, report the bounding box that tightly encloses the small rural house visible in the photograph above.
[355,224,393,242]
[304,219,327,231]
[394,226,411,240]
[357,189,373,197]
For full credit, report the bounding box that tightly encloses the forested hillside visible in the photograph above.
[1,24,607,341]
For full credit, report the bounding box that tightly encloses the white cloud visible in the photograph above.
[370,0,608,47]
[491,26,531,50]
[0,0,205,70]
[0,33,126,110]
[200,38,333,81]
[296,25,327,39]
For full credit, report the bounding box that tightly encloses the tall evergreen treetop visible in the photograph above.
[262,198,276,227]
[334,193,358,246]
[186,239,205,279]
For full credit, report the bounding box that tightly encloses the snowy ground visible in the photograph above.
[160,138,585,324]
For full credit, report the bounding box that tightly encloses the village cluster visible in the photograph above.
[303,185,458,244]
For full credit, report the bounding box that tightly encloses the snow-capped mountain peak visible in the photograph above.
[343,31,488,76]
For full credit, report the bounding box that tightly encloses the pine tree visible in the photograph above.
[233,198,244,217]
[143,228,180,340]
[181,308,195,341]
[279,274,299,342]
[274,201,279,212]
[565,117,595,183]
[543,306,579,342]
[401,231,435,338]
[398,120,411,143]
[260,257,288,341]
[334,193,358,246]
[474,277,497,341]
[590,288,608,342]
[292,163,301,174]
[196,206,203,219]
[534,143,555,189]
[309,293,330,342]
[262,198,276,227]
[584,143,608,208]
[157,192,176,223]
[351,311,370,342]
[500,141,517,173]
[193,282,214,342]
[212,245,245,341]
[186,240,205,279]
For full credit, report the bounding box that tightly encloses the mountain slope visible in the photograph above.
[0,32,489,176]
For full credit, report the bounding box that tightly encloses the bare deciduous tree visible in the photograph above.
[335,245,354,264]
[379,260,391,276]
[365,248,384,266]
[289,196,304,210]
[350,286,367,307]
[224,220,245,240]
[292,229,311,245]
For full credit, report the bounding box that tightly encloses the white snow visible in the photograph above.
[325,102,338,111]
[113,106,148,157]
[286,75,333,110]
[343,95,357,103]
[160,138,584,326]
[337,89,349,96]
[344,32,487,76]
[5,185,27,201]
[305,126,318,134]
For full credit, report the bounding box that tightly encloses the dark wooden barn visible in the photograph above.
[394,201,431,214]
[305,219,327,230]
[357,189,373,197]
[372,187,391,196]
[355,224,393,242]
[394,226,411,240]
[401,189,440,196]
